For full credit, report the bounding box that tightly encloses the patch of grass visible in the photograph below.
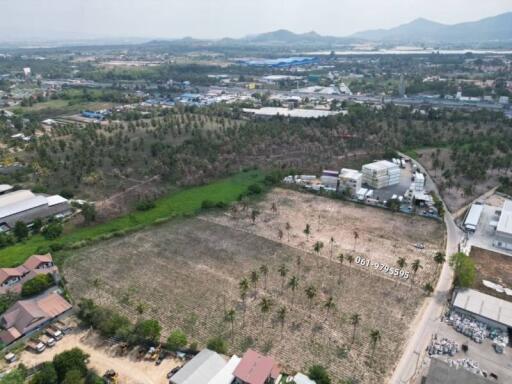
[0,170,265,267]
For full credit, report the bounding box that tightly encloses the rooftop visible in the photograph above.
[233,349,280,384]
[496,200,512,236]
[464,204,484,229]
[453,288,512,328]
[362,160,399,172]
[243,107,340,119]
[170,349,227,384]
[424,358,493,384]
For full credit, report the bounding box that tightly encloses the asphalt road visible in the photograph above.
[389,154,463,384]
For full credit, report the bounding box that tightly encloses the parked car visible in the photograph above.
[4,352,16,363]
[40,334,56,347]
[27,340,46,353]
[45,325,63,341]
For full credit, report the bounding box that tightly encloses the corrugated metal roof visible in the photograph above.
[47,195,68,206]
[497,200,512,236]
[0,190,35,208]
[453,288,512,328]
[171,349,227,384]
[0,195,48,220]
[464,204,483,229]
[207,355,241,384]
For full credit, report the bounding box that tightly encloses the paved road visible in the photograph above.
[389,154,463,384]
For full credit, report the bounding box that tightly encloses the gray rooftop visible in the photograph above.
[453,288,512,328]
[425,358,493,384]
[171,349,227,384]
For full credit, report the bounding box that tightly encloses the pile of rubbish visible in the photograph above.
[447,358,485,376]
[428,337,459,356]
[445,311,508,344]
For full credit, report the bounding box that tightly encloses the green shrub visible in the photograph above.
[307,365,331,384]
[166,329,187,351]
[450,252,476,287]
[206,336,228,354]
[136,200,156,211]
[201,200,216,209]
[247,183,263,195]
[21,274,54,297]
[42,223,63,240]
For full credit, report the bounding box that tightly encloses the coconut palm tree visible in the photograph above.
[296,255,302,275]
[397,257,407,269]
[350,313,361,344]
[259,264,269,290]
[277,229,284,241]
[329,237,335,263]
[423,282,434,295]
[313,241,324,268]
[369,329,381,367]
[346,254,354,277]
[287,276,299,305]
[250,270,259,290]
[434,251,445,271]
[305,285,317,310]
[411,259,422,283]
[224,309,236,340]
[337,253,344,283]
[324,296,336,319]
[251,209,259,224]
[259,297,273,328]
[239,277,249,327]
[278,264,288,290]
[304,223,311,241]
[277,306,286,337]
[285,222,291,242]
[353,230,359,251]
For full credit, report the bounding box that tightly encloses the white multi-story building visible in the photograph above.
[362,160,400,189]
[339,168,362,193]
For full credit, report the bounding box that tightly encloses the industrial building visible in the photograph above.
[452,288,512,333]
[0,190,71,228]
[362,160,401,189]
[339,168,362,193]
[242,107,342,119]
[237,57,317,67]
[319,170,339,189]
[464,204,484,232]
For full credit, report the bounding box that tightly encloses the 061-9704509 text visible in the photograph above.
[355,256,409,280]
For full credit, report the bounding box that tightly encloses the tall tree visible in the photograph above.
[353,230,359,251]
[258,297,273,329]
[278,264,288,290]
[337,253,344,283]
[250,270,259,290]
[239,277,249,327]
[277,306,287,337]
[285,222,292,242]
[324,296,335,319]
[346,254,354,277]
[259,264,269,290]
[350,313,361,344]
[369,329,381,367]
[305,285,317,310]
[411,259,422,283]
[434,251,445,271]
[287,276,299,305]
[304,223,311,241]
[224,309,236,340]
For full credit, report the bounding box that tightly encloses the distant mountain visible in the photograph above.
[352,12,512,43]
[237,29,359,46]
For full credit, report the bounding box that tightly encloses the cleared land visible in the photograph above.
[0,170,263,267]
[470,246,512,303]
[64,189,444,383]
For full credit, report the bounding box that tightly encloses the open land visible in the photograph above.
[63,188,444,383]
[19,329,179,384]
[469,246,512,303]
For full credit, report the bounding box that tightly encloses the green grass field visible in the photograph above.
[0,170,265,267]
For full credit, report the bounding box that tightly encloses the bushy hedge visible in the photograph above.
[21,274,54,298]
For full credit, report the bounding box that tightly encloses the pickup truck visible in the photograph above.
[45,326,63,341]
[40,334,56,347]
[27,340,46,353]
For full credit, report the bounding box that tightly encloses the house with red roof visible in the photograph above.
[0,254,58,294]
[233,349,281,384]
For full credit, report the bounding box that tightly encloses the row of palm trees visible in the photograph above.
[233,263,385,367]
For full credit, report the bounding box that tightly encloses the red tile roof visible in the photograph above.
[23,254,53,270]
[233,349,280,384]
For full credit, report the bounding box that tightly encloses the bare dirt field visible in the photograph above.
[63,188,444,384]
[19,329,179,384]
[470,246,512,303]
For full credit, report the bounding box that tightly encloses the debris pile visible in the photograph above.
[447,358,485,376]
[445,311,509,347]
[428,337,459,356]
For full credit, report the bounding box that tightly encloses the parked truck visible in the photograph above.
[27,340,46,353]
[40,334,56,347]
[45,325,63,341]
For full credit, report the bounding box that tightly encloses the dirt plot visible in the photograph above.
[470,246,512,303]
[63,190,444,384]
[19,329,179,384]
[207,188,445,287]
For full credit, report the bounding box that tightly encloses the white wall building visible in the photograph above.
[320,170,339,189]
[362,160,400,189]
[339,168,362,193]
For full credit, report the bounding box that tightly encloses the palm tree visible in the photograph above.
[251,209,259,224]
[259,297,273,328]
[277,229,284,241]
[346,254,354,276]
[329,237,335,263]
[324,296,335,319]
[353,230,359,251]
[296,255,302,275]
[304,223,311,241]
[224,309,236,340]
[239,278,249,327]
[287,276,299,305]
[411,259,422,283]
[305,285,317,310]
[423,282,434,295]
[337,253,344,283]
[277,306,286,337]
[434,251,445,271]
[271,202,277,213]
[250,270,259,290]
[313,241,324,267]
[397,257,407,269]
[278,264,288,290]
[350,313,361,344]
[259,264,269,290]
[285,222,291,242]
[369,329,381,367]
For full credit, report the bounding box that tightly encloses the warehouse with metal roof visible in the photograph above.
[0,190,71,228]
[464,203,484,232]
[452,288,512,332]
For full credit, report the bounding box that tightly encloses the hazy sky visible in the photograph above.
[1,0,512,41]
